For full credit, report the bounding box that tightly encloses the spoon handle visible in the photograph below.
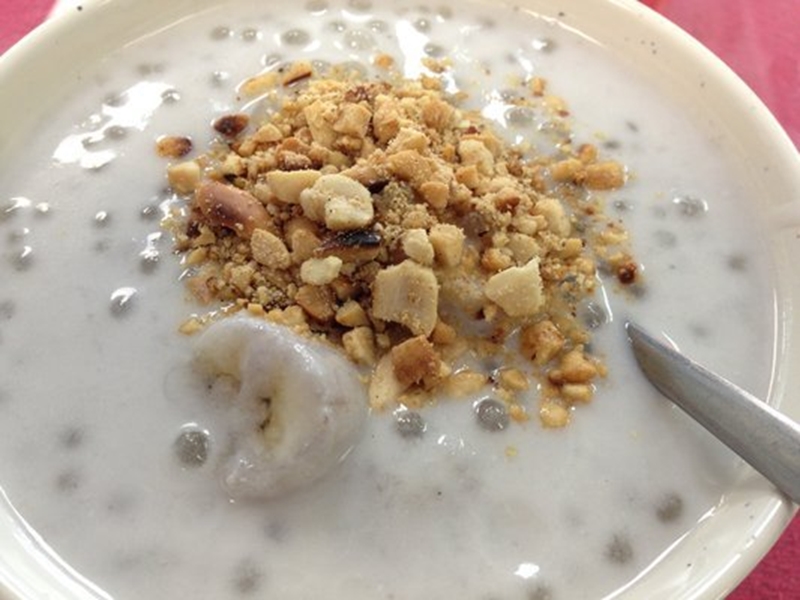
[626,321,800,505]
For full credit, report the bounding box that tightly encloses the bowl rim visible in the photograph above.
[0,0,798,598]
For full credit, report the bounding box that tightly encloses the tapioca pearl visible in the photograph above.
[368,19,388,33]
[136,62,164,75]
[338,61,369,78]
[0,299,15,321]
[241,27,261,42]
[347,0,372,12]
[140,203,161,221]
[651,205,667,219]
[34,202,51,216]
[527,584,554,600]
[55,469,82,494]
[160,88,181,104]
[343,29,375,51]
[612,199,633,212]
[605,533,634,565]
[109,287,137,316]
[311,59,332,74]
[94,210,111,227]
[305,0,328,14]
[531,37,557,53]
[6,226,29,244]
[231,558,264,595]
[655,492,684,523]
[474,398,509,432]
[328,20,347,33]
[653,230,677,248]
[413,17,431,32]
[210,70,230,88]
[673,195,708,217]
[103,91,128,107]
[173,426,211,468]
[59,426,86,450]
[105,491,137,516]
[423,42,445,57]
[262,53,282,68]
[727,254,747,271]
[505,106,536,128]
[689,323,711,339]
[395,410,426,438]
[263,520,288,542]
[210,26,233,40]
[0,196,31,222]
[9,246,34,271]
[281,29,311,46]
[435,5,453,19]
[104,124,128,140]
[580,301,609,330]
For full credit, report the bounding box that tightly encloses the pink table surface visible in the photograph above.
[0,0,798,598]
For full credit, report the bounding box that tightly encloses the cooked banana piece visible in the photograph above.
[194,316,368,499]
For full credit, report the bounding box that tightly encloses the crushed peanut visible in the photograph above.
[162,61,637,428]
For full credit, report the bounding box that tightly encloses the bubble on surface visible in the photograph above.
[328,20,347,33]
[110,287,137,316]
[475,398,509,432]
[395,410,427,438]
[174,426,211,468]
[281,29,311,46]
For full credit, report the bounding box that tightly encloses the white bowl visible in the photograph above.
[0,0,798,598]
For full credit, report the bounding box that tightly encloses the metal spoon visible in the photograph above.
[626,321,800,505]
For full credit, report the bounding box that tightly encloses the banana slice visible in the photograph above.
[194,316,368,499]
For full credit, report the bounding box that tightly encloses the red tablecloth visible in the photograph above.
[0,0,798,597]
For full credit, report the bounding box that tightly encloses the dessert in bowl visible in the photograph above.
[0,0,798,599]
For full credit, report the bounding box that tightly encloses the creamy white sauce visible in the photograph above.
[0,1,777,599]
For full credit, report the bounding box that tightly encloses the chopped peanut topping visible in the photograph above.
[163,63,636,427]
